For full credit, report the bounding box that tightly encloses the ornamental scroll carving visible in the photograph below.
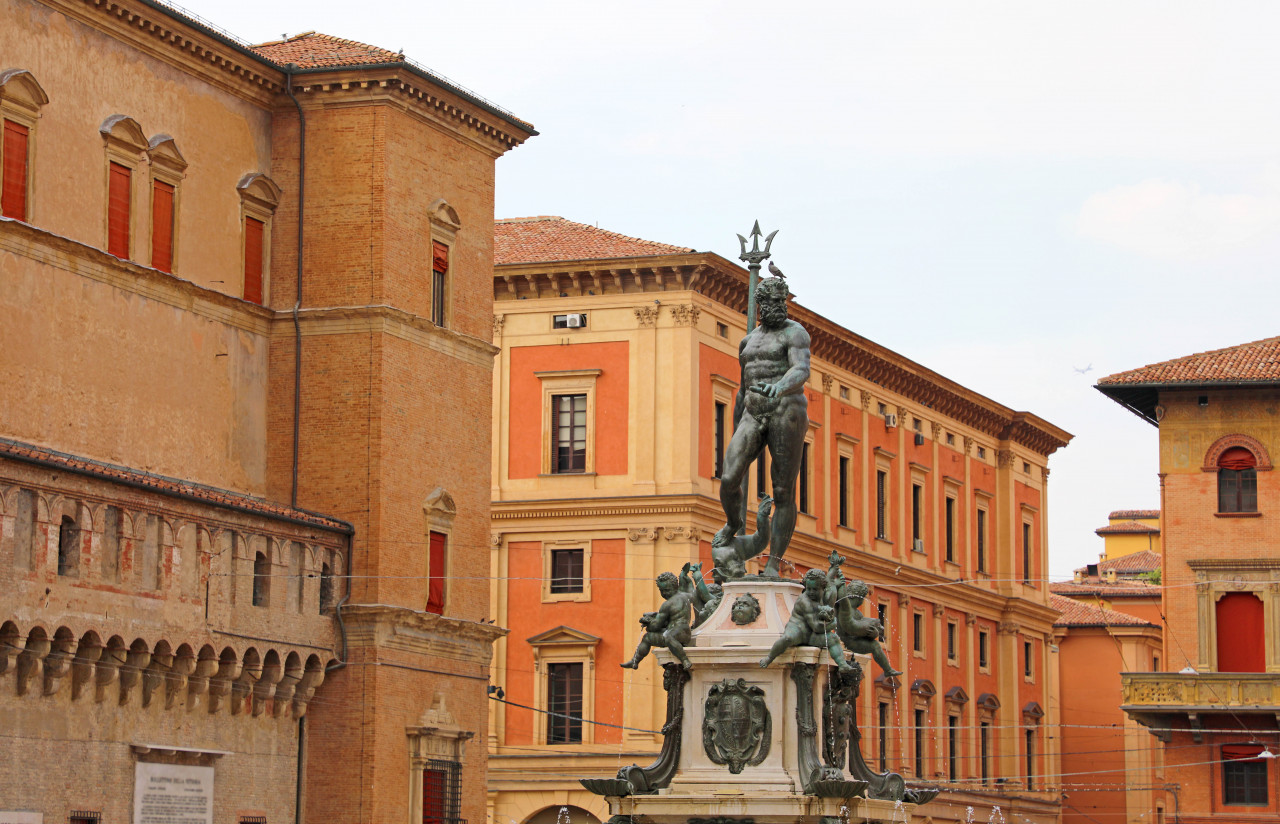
[860,390,873,411]
[492,314,505,337]
[822,374,834,393]
[997,449,1016,468]
[628,527,660,543]
[670,304,701,326]
[1201,433,1273,472]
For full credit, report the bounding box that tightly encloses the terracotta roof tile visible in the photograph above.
[0,436,350,533]
[1097,335,1280,387]
[1109,509,1160,520]
[494,216,694,265]
[251,32,401,69]
[1051,594,1155,628]
[1095,520,1160,536]
[1099,550,1162,574]
[1050,581,1160,598]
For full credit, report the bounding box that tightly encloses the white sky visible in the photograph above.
[173,0,1280,578]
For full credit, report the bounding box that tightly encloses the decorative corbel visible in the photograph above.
[15,632,51,697]
[70,637,103,701]
[42,632,77,697]
[119,643,152,705]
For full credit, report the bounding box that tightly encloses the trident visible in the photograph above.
[736,220,778,335]
[734,221,778,536]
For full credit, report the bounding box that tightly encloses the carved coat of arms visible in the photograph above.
[702,678,771,773]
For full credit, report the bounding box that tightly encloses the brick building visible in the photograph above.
[0,1,531,821]
[485,217,1071,824]
[1098,336,1280,823]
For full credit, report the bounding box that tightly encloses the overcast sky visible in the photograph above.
[175,0,1280,578]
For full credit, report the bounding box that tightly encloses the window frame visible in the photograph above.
[978,627,990,671]
[537,369,600,477]
[100,116,148,260]
[427,198,461,330]
[528,625,599,746]
[0,70,47,223]
[946,620,958,664]
[912,610,926,656]
[146,134,186,274]
[836,434,858,530]
[542,541,592,603]
[975,494,991,575]
[713,400,727,479]
[799,439,812,515]
[423,487,456,616]
[1222,748,1269,807]
[236,173,281,305]
[1218,466,1259,514]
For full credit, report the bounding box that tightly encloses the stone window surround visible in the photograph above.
[236,172,282,304]
[407,694,474,824]
[541,538,592,604]
[100,114,148,259]
[537,369,601,477]
[835,432,859,534]
[424,487,456,615]
[1188,558,1280,673]
[709,372,737,487]
[0,69,48,221]
[145,134,188,271]
[527,625,599,746]
[427,198,461,329]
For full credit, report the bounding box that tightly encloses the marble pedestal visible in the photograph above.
[588,580,931,824]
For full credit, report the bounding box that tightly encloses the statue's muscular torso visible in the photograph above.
[740,319,808,422]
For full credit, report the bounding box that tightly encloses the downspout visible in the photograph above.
[295,715,306,824]
[285,66,306,510]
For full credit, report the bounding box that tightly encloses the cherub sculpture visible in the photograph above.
[759,568,853,671]
[825,551,901,676]
[622,563,696,670]
[711,496,773,582]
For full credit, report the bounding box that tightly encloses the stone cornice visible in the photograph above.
[340,604,507,665]
[493,254,1071,457]
[276,306,499,369]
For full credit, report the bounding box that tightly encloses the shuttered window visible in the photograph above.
[107,162,131,258]
[151,179,174,273]
[243,216,264,304]
[427,530,447,614]
[431,240,448,326]
[2,119,28,221]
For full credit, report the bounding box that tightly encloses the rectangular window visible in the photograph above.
[243,216,264,304]
[976,508,987,572]
[914,708,926,778]
[716,321,728,338]
[1223,747,1269,806]
[799,442,810,514]
[877,602,888,630]
[2,119,29,221]
[1024,640,1033,678]
[948,716,959,782]
[947,622,957,661]
[714,401,726,478]
[1025,729,1036,791]
[876,470,887,539]
[1219,468,1258,513]
[878,701,889,772]
[980,721,990,784]
[427,530,447,614]
[550,548,584,594]
[431,240,448,326]
[979,629,989,668]
[911,483,922,546]
[107,161,131,258]
[552,393,587,473]
[913,612,924,652]
[1022,522,1032,584]
[422,758,461,824]
[838,455,850,527]
[945,497,955,562]
[547,661,583,744]
[151,179,175,273]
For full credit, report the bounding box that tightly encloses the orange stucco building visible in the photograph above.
[1098,337,1280,824]
[0,1,531,821]
[485,217,1071,824]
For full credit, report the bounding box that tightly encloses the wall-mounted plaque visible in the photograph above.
[133,762,213,824]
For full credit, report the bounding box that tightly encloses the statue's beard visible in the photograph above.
[759,303,787,327]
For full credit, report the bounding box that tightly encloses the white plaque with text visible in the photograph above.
[133,762,214,824]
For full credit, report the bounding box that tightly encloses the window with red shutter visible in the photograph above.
[431,240,448,326]
[151,179,174,273]
[107,162,131,258]
[2,119,29,221]
[427,530,447,614]
[243,216,264,304]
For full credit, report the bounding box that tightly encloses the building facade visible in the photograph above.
[0,1,531,821]
[485,217,1071,824]
[1098,336,1280,823]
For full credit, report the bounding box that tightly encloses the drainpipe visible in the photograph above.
[285,65,306,510]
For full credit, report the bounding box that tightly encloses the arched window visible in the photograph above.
[1218,446,1258,513]
[57,514,79,577]
[252,551,269,607]
[1,69,49,222]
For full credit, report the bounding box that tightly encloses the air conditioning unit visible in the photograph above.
[565,314,583,328]
[913,539,925,553]
[884,413,898,429]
